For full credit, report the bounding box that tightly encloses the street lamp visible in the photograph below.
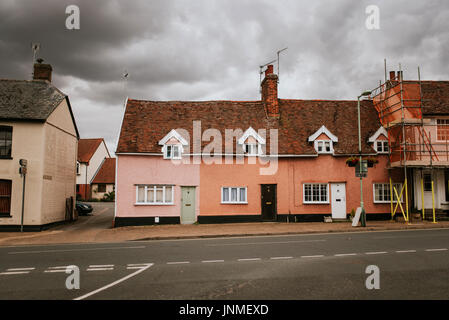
[357,91,372,227]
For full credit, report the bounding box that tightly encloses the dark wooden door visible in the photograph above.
[0,180,12,216]
[261,184,276,221]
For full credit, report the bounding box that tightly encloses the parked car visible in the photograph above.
[76,201,93,215]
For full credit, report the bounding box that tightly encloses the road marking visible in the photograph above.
[365,251,388,255]
[202,260,224,263]
[238,258,261,262]
[8,246,146,255]
[301,255,324,258]
[44,269,67,273]
[425,248,448,252]
[334,253,357,257]
[88,265,114,268]
[6,267,35,271]
[396,250,417,253]
[206,239,326,246]
[0,271,31,275]
[87,268,114,271]
[167,261,190,265]
[270,256,293,260]
[74,263,154,300]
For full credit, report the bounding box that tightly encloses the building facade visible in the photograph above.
[76,138,111,200]
[0,62,79,231]
[114,65,414,227]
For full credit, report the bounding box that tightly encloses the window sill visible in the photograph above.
[134,203,174,206]
[303,202,330,205]
[221,202,248,205]
[0,215,12,218]
[0,157,13,160]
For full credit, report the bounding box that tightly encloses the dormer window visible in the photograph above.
[369,127,389,154]
[308,125,338,155]
[158,129,188,160]
[238,127,265,157]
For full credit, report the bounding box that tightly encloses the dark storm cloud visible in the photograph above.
[1,0,449,153]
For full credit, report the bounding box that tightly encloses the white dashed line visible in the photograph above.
[167,261,190,265]
[44,269,67,273]
[334,253,357,257]
[238,258,261,262]
[270,256,293,260]
[301,255,325,258]
[87,267,114,271]
[6,267,35,271]
[0,271,31,275]
[365,251,388,255]
[202,260,225,263]
[396,250,417,253]
[88,265,114,268]
[425,248,448,252]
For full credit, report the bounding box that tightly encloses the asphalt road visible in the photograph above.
[0,228,448,300]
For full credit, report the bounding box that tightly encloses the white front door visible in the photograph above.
[331,183,346,219]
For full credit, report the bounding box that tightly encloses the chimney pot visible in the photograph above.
[33,62,52,82]
[389,71,396,81]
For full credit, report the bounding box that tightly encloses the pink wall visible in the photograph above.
[116,155,200,218]
[116,154,395,220]
[199,155,393,216]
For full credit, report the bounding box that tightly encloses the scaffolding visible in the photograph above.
[371,64,440,223]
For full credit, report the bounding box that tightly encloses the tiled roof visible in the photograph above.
[116,98,380,155]
[92,158,116,184]
[421,81,449,115]
[0,79,66,121]
[78,138,104,163]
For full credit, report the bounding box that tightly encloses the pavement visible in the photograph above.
[1,202,449,247]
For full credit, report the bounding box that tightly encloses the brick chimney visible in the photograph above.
[261,65,279,117]
[33,60,52,82]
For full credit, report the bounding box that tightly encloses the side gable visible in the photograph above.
[46,97,78,137]
[78,138,110,163]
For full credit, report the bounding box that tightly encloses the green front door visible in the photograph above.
[181,186,196,224]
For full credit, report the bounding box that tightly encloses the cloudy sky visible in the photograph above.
[1,0,448,154]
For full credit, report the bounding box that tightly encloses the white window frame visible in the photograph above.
[242,143,262,156]
[221,186,248,204]
[303,183,329,204]
[375,140,389,154]
[372,183,403,203]
[163,144,182,159]
[135,185,174,205]
[314,140,333,154]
